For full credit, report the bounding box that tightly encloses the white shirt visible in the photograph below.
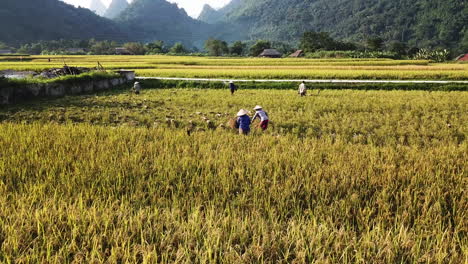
[252,110,269,121]
[134,83,141,92]
[299,83,307,93]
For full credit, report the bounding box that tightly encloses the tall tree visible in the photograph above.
[123,42,147,55]
[205,38,229,56]
[170,43,187,54]
[230,41,247,56]
[146,41,166,54]
[249,40,271,57]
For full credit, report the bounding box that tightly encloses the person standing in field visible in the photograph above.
[236,109,251,135]
[252,105,270,131]
[132,81,141,94]
[229,81,237,95]
[298,81,307,96]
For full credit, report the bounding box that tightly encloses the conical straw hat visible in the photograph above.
[237,109,249,116]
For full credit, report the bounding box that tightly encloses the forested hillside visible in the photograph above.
[115,0,210,47]
[0,0,465,52]
[207,0,468,51]
[0,0,128,45]
[198,0,242,24]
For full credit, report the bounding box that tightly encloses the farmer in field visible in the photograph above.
[229,81,237,95]
[298,81,307,96]
[236,109,251,135]
[132,81,141,95]
[252,105,270,131]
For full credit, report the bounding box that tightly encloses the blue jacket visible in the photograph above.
[229,83,237,90]
[237,115,251,130]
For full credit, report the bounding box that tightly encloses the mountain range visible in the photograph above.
[115,0,210,46]
[201,0,467,50]
[0,0,128,45]
[1,0,466,52]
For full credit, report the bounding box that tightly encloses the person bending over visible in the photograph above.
[252,105,269,131]
[236,109,251,135]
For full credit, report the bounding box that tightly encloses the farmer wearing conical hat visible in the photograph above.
[252,105,270,131]
[236,109,251,135]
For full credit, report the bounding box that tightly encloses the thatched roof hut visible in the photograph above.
[65,48,86,54]
[289,50,304,57]
[115,47,132,55]
[259,49,282,58]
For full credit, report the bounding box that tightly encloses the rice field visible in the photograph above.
[1,55,468,80]
[0,86,467,263]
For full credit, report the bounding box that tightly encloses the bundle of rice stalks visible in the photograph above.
[228,118,238,129]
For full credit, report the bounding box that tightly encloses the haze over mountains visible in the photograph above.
[90,0,107,16]
[1,0,466,51]
[104,0,129,19]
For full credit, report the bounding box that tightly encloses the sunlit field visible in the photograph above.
[1,55,468,80]
[1,86,466,263]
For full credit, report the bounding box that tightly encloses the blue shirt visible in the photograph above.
[237,115,251,130]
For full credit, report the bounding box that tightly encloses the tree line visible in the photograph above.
[1,31,462,61]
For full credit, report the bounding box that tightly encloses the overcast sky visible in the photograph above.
[62,0,231,18]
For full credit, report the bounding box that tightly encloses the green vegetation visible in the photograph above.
[3,0,466,55]
[249,40,272,57]
[206,0,468,53]
[300,32,356,53]
[0,0,127,45]
[204,38,229,57]
[0,88,466,262]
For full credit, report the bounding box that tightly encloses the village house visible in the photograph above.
[115,47,132,55]
[259,49,282,58]
[65,48,86,54]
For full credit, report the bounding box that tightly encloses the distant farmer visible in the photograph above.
[298,81,307,96]
[132,81,141,94]
[229,81,237,95]
[252,105,269,131]
[236,109,251,135]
